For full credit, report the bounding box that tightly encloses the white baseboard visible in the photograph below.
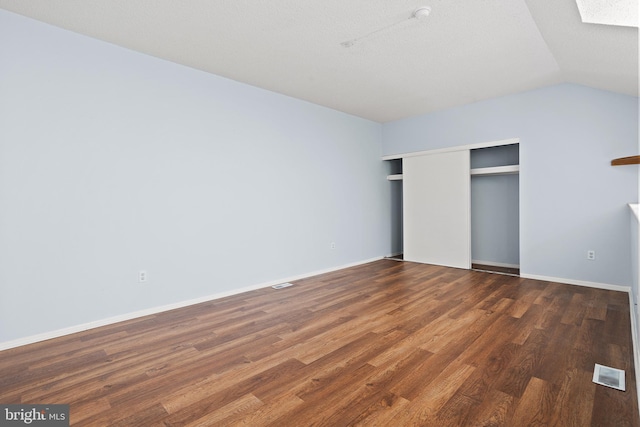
[472,260,520,269]
[628,292,640,413]
[0,256,383,351]
[520,273,631,293]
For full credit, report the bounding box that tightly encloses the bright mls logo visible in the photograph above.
[0,405,69,426]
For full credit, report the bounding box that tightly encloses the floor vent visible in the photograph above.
[272,283,294,290]
[593,364,625,391]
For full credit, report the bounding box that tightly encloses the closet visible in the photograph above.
[470,144,520,275]
[387,159,403,260]
[384,138,520,275]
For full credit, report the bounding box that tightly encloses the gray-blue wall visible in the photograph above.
[383,83,639,286]
[471,174,520,266]
[0,10,389,343]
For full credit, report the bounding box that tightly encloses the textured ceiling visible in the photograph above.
[0,0,637,122]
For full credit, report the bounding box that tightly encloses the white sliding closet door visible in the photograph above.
[403,150,470,269]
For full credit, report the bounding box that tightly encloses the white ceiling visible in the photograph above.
[0,0,637,122]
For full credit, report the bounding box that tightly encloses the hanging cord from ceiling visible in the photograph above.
[340,6,431,48]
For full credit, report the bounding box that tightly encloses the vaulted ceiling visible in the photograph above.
[0,0,637,122]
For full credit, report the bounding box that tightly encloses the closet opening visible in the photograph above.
[470,143,520,276]
[387,158,403,261]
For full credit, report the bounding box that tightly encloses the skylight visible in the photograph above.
[575,0,639,27]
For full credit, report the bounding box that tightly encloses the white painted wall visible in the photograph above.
[0,10,389,343]
[383,84,639,287]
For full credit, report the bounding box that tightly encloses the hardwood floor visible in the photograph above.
[471,263,520,276]
[1,260,638,426]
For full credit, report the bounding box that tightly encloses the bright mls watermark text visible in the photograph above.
[0,405,69,426]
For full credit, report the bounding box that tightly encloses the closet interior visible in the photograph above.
[470,143,520,275]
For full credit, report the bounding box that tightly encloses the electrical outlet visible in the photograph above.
[330,242,336,250]
[139,270,147,283]
[587,250,596,261]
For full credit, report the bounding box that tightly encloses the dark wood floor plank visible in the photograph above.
[561,292,588,326]
[508,376,560,426]
[458,342,520,403]
[591,381,638,427]
[434,391,482,427]
[458,313,519,366]
[533,322,580,385]
[266,364,377,427]
[465,389,516,427]
[575,317,606,354]
[495,327,555,398]
[415,308,488,355]
[510,303,545,345]
[549,367,595,427]
[605,303,634,345]
[286,329,408,401]
[0,259,637,426]
[401,361,476,425]
[159,358,304,426]
[348,368,429,425]
[179,393,263,427]
[158,351,308,416]
[585,288,610,321]
[67,398,112,425]
[217,392,304,427]
[350,393,411,426]
[390,342,470,402]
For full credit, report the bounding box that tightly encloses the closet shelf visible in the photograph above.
[387,174,403,181]
[470,165,519,176]
[611,155,640,166]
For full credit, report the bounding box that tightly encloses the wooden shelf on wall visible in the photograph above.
[611,155,640,166]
